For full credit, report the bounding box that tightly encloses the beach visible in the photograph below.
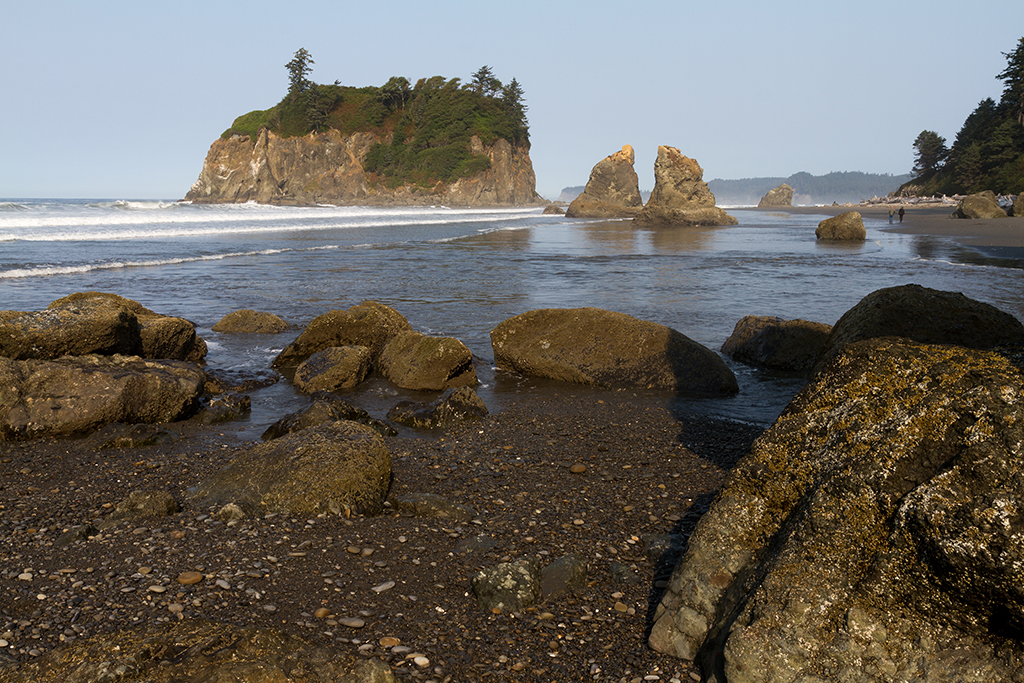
[2,201,1023,682]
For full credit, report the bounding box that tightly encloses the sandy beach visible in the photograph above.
[767,203,1024,249]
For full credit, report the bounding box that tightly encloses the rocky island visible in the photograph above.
[185,57,542,207]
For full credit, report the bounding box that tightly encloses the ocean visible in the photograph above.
[2,198,1022,436]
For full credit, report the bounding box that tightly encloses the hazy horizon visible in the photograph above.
[3,0,1019,201]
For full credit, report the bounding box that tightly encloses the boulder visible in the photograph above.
[542,204,565,215]
[192,420,392,517]
[757,183,794,207]
[212,309,289,333]
[0,297,141,360]
[815,211,866,240]
[540,553,588,600]
[564,145,644,218]
[649,338,1024,681]
[721,315,832,372]
[634,147,737,226]
[1012,193,1023,217]
[378,330,476,390]
[194,393,252,425]
[5,619,395,683]
[814,283,1024,374]
[272,301,412,368]
[293,345,373,393]
[48,292,207,362]
[386,386,489,429]
[472,558,542,613]
[203,367,279,394]
[0,355,205,440]
[261,392,396,439]
[952,190,1008,219]
[490,307,738,396]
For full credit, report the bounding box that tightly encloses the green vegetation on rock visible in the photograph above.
[221,50,529,188]
[904,37,1024,195]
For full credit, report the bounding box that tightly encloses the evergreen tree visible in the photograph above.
[998,37,1024,124]
[470,65,502,96]
[912,130,948,177]
[286,48,315,96]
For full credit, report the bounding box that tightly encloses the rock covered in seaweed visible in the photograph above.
[815,210,865,240]
[490,307,737,396]
[272,301,412,368]
[650,337,1024,681]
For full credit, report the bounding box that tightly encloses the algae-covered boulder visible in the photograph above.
[814,283,1024,374]
[952,190,1008,219]
[815,211,865,240]
[386,386,489,430]
[721,315,832,372]
[293,345,373,392]
[0,355,205,440]
[378,330,476,390]
[490,307,737,396]
[650,338,1024,681]
[193,420,391,517]
[212,309,289,334]
[272,301,411,368]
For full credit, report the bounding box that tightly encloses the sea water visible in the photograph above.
[2,199,1022,436]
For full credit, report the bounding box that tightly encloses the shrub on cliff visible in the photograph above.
[220,54,529,188]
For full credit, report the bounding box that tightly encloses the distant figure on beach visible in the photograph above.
[898,207,905,223]
[889,207,895,224]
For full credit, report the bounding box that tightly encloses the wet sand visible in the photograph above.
[764,204,1024,249]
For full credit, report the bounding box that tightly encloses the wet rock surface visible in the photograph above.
[650,338,1024,682]
[721,315,832,372]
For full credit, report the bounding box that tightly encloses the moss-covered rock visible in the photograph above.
[378,330,476,390]
[273,301,411,368]
[650,337,1024,682]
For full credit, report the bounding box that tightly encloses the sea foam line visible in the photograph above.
[0,245,337,279]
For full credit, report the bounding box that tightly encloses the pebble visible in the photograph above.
[215,579,231,590]
[338,617,365,629]
[614,602,629,613]
[570,464,586,474]
[0,639,7,647]
[314,608,331,619]
[147,585,167,593]
[17,573,32,581]
[413,655,430,668]
[177,571,203,585]
[379,636,401,647]
[262,604,277,612]
[371,580,395,593]
[168,603,184,614]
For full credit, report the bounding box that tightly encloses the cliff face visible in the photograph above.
[185,130,541,207]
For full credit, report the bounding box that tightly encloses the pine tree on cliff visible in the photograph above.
[998,37,1024,125]
[286,48,314,97]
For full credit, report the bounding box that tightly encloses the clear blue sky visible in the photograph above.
[2,0,1020,200]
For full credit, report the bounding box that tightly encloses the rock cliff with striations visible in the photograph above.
[185,130,541,207]
[634,147,737,226]
[564,146,644,218]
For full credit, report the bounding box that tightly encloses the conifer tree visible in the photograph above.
[286,48,315,96]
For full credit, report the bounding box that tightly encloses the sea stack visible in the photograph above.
[758,183,794,207]
[564,145,644,218]
[633,147,737,226]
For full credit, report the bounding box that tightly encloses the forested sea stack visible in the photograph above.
[185,54,542,207]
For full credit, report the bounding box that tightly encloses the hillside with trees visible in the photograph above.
[706,171,913,206]
[221,51,530,189]
[903,37,1024,196]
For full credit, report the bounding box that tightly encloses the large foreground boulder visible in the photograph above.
[564,145,644,218]
[193,421,391,517]
[721,315,832,372]
[490,308,738,396]
[757,183,794,207]
[952,190,1008,219]
[815,211,865,240]
[814,283,1024,374]
[273,301,412,368]
[0,355,205,440]
[634,147,737,227]
[650,338,1024,681]
[378,330,477,390]
[2,619,394,682]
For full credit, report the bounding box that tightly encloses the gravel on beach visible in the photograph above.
[0,392,763,682]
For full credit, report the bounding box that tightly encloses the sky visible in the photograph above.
[2,0,1021,200]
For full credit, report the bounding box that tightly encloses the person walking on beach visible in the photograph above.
[898,207,905,223]
[889,206,895,224]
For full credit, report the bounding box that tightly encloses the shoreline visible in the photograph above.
[745,204,1024,250]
